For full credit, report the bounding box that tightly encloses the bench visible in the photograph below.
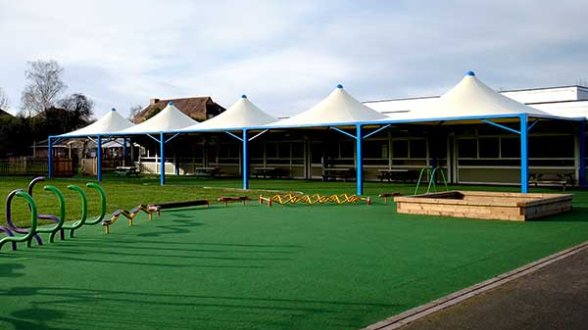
[253,167,285,179]
[194,167,220,179]
[529,173,575,191]
[149,200,210,216]
[378,192,403,204]
[378,169,419,183]
[114,166,140,177]
[322,168,355,183]
[217,196,251,206]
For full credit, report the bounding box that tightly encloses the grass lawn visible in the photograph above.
[1,175,588,330]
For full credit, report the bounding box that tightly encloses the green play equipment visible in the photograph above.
[414,166,449,195]
[84,182,107,226]
[0,191,38,251]
[60,185,88,238]
[35,185,67,243]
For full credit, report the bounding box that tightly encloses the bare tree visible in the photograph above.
[21,60,67,116]
[128,104,144,122]
[0,87,8,110]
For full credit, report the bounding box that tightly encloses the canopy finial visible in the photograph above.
[168,101,174,106]
[336,84,344,89]
[466,71,476,76]
[111,108,116,112]
[241,94,247,99]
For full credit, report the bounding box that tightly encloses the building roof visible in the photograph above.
[269,85,387,128]
[0,109,13,117]
[119,102,198,134]
[134,96,224,123]
[181,95,276,132]
[59,108,134,137]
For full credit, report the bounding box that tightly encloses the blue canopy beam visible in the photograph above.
[225,131,244,142]
[363,124,391,140]
[330,126,357,139]
[248,129,269,142]
[165,133,180,144]
[481,119,521,135]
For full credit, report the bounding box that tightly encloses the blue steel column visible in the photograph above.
[160,133,165,186]
[243,129,249,190]
[580,121,586,188]
[122,137,127,166]
[356,124,363,195]
[97,135,103,182]
[520,115,528,193]
[48,136,53,179]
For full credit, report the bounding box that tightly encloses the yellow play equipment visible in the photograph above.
[102,205,158,234]
[259,193,371,207]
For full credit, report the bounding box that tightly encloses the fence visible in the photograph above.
[0,158,74,177]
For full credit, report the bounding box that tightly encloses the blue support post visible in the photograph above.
[580,121,586,188]
[356,125,363,196]
[520,115,528,193]
[243,129,249,190]
[160,133,165,186]
[122,137,127,166]
[48,137,53,179]
[97,135,103,182]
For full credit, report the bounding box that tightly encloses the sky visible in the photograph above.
[1,0,588,119]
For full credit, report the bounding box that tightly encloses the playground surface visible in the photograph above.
[398,245,588,330]
[1,177,588,330]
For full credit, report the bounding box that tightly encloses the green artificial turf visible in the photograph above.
[1,176,588,330]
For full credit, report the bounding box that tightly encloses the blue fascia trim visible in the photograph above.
[527,119,539,132]
[225,131,244,142]
[146,134,161,143]
[330,126,358,140]
[164,133,180,144]
[481,119,521,135]
[363,124,391,139]
[248,129,270,142]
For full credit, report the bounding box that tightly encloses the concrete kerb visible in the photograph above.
[361,241,588,330]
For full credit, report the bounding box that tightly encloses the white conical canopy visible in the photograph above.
[119,102,198,134]
[59,108,134,137]
[181,95,276,131]
[402,72,549,121]
[270,85,387,127]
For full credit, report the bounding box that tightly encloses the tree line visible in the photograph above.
[0,60,94,158]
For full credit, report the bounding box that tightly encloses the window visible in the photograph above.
[479,137,499,158]
[529,136,573,158]
[410,140,427,158]
[501,137,520,158]
[364,140,388,158]
[340,140,355,158]
[291,142,304,158]
[458,139,477,158]
[311,142,323,163]
[392,140,408,158]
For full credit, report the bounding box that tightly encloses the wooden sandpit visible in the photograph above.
[394,191,572,221]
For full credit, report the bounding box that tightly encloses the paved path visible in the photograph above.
[399,248,588,330]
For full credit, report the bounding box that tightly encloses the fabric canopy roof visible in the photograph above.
[269,85,387,128]
[59,108,134,137]
[180,95,276,131]
[118,102,198,134]
[385,72,551,122]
